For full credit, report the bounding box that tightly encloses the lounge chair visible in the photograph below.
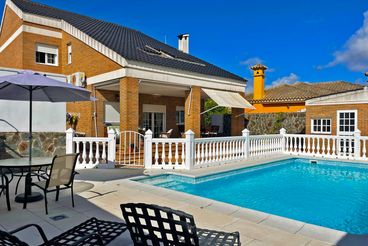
[0,217,127,245]
[159,129,173,138]
[121,203,241,245]
[0,172,10,211]
[24,153,79,214]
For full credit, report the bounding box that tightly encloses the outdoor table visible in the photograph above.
[0,157,53,204]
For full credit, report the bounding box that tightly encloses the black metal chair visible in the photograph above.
[25,153,79,214]
[0,217,127,245]
[0,172,10,211]
[121,203,241,246]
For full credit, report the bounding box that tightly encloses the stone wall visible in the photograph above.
[0,132,65,160]
[245,112,306,135]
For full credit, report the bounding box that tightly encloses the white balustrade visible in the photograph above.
[65,128,115,169]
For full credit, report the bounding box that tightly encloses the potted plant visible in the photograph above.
[66,112,80,130]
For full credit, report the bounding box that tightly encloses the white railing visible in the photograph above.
[249,134,283,157]
[283,130,368,160]
[65,128,116,169]
[194,136,246,168]
[144,130,193,170]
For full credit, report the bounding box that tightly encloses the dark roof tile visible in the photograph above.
[10,0,246,83]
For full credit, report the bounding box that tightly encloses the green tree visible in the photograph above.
[203,99,231,127]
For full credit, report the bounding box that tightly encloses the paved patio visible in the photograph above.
[0,160,366,245]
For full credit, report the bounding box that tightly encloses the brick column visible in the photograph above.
[185,86,201,138]
[231,92,246,136]
[231,108,245,136]
[120,77,139,132]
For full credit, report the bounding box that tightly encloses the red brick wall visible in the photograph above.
[0,6,22,46]
[306,104,368,136]
[139,94,185,137]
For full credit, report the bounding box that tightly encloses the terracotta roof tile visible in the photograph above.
[245,81,364,103]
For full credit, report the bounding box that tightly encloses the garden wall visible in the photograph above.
[0,132,65,160]
[245,112,306,135]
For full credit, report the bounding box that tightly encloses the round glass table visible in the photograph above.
[0,157,53,204]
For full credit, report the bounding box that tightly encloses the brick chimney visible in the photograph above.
[251,64,267,100]
[178,34,189,53]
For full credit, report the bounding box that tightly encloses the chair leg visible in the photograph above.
[15,173,23,195]
[71,185,75,208]
[5,179,10,211]
[55,186,60,201]
[44,190,48,215]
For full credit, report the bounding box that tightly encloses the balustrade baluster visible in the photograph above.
[102,142,106,162]
[168,143,172,165]
[95,141,100,164]
[181,142,185,165]
[82,141,87,165]
[161,142,166,165]
[155,143,159,165]
[88,141,94,165]
[332,137,336,157]
[363,140,367,159]
[175,142,179,165]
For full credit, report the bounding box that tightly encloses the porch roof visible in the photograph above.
[11,0,247,84]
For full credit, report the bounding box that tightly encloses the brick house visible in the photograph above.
[0,0,253,139]
[305,87,368,136]
[245,64,362,114]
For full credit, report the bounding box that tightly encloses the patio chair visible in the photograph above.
[0,173,10,211]
[25,153,79,214]
[0,217,127,245]
[159,129,173,138]
[121,203,241,246]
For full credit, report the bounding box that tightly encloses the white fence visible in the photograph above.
[65,128,116,169]
[64,127,368,170]
[144,129,284,170]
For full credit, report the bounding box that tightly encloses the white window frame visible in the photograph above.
[337,110,358,135]
[67,43,72,64]
[176,106,185,125]
[35,43,59,66]
[311,118,332,134]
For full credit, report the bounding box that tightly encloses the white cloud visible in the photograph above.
[240,57,263,66]
[271,73,299,87]
[320,11,368,72]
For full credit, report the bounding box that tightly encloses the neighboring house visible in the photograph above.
[0,0,252,139]
[306,87,368,136]
[245,64,363,114]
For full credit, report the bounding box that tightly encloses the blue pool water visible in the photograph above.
[136,158,368,234]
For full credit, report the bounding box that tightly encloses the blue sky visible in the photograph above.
[2,0,368,90]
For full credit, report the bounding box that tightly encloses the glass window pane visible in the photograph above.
[36,51,45,63]
[350,112,355,118]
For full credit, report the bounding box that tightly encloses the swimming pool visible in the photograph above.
[136,158,368,234]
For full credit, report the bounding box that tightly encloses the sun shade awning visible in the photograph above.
[202,88,255,109]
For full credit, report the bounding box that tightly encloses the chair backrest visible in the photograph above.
[47,153,79,188]
[121,203,199,246]
[0,230,29,246]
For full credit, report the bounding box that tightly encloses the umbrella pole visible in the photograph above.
[25,88,32,197]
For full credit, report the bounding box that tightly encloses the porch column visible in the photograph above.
[185,86,201,138]
[231,92,246,136]
[231,108,245,136]
[120,77,139,132]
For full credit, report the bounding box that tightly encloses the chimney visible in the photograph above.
[250,64,268,100]
[178,34,189,53]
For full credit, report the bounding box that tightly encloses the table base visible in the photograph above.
[15,192,43,203]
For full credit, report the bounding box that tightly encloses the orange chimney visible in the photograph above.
[251,64,267,100]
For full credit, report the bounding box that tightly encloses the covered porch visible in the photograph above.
[93,77,252,139]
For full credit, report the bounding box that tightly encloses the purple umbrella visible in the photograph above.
[0,70,93,203]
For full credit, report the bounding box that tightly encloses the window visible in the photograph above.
[67,43,72,64]
[338,110,357,134]
[176,106,185,125]
[311,118,331,134]
[35,44,58,66]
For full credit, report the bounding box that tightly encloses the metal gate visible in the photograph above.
[117,131,145,167]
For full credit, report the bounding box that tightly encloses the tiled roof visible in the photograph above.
[245,81,364,103]
[10,0,246,83]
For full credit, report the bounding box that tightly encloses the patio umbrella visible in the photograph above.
[0,70,93,202]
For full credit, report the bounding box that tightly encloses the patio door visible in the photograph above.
[142,104,166,138]
[337,110,357,154]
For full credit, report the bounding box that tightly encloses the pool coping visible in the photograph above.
[131,155,368,245]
